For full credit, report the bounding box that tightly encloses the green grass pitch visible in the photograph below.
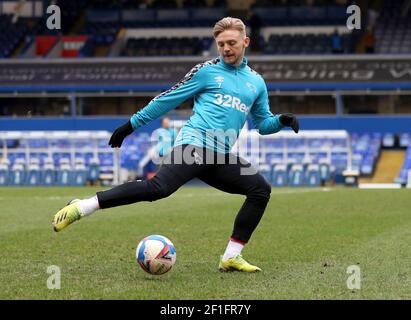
[0,186,410,299]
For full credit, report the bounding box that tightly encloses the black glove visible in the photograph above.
[108,120,134,148]
[279,113,299,133]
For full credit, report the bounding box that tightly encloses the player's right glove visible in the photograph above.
[279,113,300,133]
[108,120,134,148]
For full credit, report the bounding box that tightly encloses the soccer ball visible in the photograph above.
[136,235,177,275]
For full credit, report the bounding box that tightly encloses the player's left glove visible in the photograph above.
[108,120,134,148]
[279,113,299,133]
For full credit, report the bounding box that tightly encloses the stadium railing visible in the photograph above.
[0,131,120,186]
[234,130,352,186]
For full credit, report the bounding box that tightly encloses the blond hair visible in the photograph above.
[213,17,246,38]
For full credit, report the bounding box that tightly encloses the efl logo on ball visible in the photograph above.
[136,235,176,275]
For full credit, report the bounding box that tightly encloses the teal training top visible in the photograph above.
[130,56,284,154]
[156,127,176,157]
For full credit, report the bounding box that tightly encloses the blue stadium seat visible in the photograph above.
[52,153,71,168]
[399,133,410,147]
[266,152,284,164]
[319,161,331,182]
[396,145,411,184]
[86,9,121,23]
[41,158,56,186]
[351,154,362,172]
[272,164,287,187]
[29,153,49,167]
[157,9,190,26]
[306,164,321,187]
[382,133,395,147]
[190,8,225,26]
[288,164,305,187]
[122,9,156,27]
[7,153,26,167]
[0,14,27,58]
[72,158,87,186]
[10,160,26,186]
[87,157,100,184]
[326,6,347,24]
[252,7,289,26]
[0,161,9,186]
[56,159,72,186]
[99,153,114,166]
[25,159,41,186]
[258,164,272,185]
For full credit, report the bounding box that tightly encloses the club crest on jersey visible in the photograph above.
[246,82,257,93]
[215,76,224,88]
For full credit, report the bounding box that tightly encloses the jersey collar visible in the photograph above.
[219,56,248,71]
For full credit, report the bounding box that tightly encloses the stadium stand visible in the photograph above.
[396,140,411,185]
[3,0,410,58]
[263,33,353,54]
[1,0,411,188]
[351,133,382,176]
[235,130,351,187]
[375,0,411,54]
[0,131,121,186]
[122,37,212,56]
[250,3,349,26]
[0,14,28,58]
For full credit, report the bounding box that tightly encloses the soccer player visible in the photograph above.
[156,117,176,160]
[52,17,299,273]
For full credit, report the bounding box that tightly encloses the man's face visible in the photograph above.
[216,29,250,66]
[162,118,170,129]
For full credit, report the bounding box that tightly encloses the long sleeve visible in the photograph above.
[250,82,284,135]
[130,65,206,130]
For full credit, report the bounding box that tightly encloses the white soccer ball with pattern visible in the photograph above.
[136,235,177,275]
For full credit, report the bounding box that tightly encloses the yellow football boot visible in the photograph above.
[218,255,262,273]
[52,199,81,232]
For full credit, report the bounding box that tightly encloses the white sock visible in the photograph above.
[222,239,244,261]
[78,195,100,216]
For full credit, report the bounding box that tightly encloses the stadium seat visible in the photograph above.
[399,133,410,148]
[72,158,88,186]
[56,159,72,186]
[190,8,226,27]
[351,133,382,176]
[319,161,331,183]
[0,161,10,186]
[288,164,305,187]
[87,157,101,184]
[122,9,156,28]
[157,9,190,26]
[10,159,26,186]
[0,14,27,58]
[252,7,289,26]
[42,158,56,186]
[86,9,121,23]
[306,164,321,187]
[382,133,395,148]
[396,145,411,184]
[25,158,41,186]
[258,164,272,184]
[351,154,363,172]
[272,164,287,187]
